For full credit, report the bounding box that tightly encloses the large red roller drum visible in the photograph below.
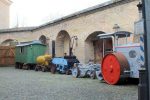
[101,53,130,85]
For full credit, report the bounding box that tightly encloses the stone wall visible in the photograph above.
[0,0,140,63]
[0,0,11,29]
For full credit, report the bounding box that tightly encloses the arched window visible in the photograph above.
[39,35,47,44]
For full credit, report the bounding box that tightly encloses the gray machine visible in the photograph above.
[97,32,141,85]
[72,32,141,84]
[72,62,101,79]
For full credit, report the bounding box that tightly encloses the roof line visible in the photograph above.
[0,27,36,33]
[33,0,119,31]
[33,0,135,31]
[0,0,136,33]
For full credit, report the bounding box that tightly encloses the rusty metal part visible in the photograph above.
[50,64,56,74]
[65,69,72,75]
[22,64,30,70]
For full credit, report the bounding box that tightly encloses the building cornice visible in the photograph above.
[34,0,138,31]
[0,0,138,33]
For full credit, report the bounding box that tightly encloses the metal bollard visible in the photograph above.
[138,67,148,100]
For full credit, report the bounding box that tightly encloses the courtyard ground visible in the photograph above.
[0,67,138,100]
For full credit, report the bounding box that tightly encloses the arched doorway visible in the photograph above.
[1,39,17,46]
[85,31,105,63]
[55,30,71,57]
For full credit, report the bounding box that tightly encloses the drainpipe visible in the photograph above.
[52,40,55,58]
[138,0,150,100]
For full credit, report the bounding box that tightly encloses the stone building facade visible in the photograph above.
[0,0,140,63]
[0,0,11,29]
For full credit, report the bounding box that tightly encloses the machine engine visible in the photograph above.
[98,32,142,85]
[52,56,79,74]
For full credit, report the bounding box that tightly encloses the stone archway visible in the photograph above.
[55,30,71,57]
[1,39,17,46]
[85,31,105,63]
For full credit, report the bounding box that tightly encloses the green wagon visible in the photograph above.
[15,41,46,70]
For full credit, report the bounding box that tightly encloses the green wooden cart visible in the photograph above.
[15,41,46,70]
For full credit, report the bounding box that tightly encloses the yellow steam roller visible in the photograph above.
[35,54,52,72]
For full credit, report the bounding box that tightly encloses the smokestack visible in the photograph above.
[137,2,143,20]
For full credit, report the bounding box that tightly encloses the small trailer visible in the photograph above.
[15,41,46,70]
[35,54,52,72]
[72,63,101,79]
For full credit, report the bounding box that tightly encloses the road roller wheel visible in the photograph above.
[15,63,19,69]
[66,69,71,75]
[72,67,80,78]
[35,66,38,71]
[90,71,96,79]
[51,64,56,74]
[102,53,130,85]
[42,67,46,72]
[18,63,23,69]
[26,65,30,70]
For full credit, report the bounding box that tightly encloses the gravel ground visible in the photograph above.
[0,67,138,100]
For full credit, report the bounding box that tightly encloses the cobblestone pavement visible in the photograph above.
[0,67,138,100]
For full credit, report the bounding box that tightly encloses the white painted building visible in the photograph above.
[0,0,12,29]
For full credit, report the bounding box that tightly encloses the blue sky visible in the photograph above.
[10,0,110,27]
